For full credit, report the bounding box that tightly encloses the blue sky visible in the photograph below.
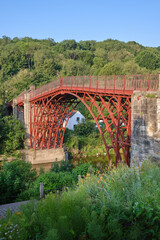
[0,0,160,47]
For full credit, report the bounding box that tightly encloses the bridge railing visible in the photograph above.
[16,89,28,105]
[17,74,159,103]
[29,78,61,100]
[62,74,159,91]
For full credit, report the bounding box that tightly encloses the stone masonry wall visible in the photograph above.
[23,148,68,172]
[131,91,160,166]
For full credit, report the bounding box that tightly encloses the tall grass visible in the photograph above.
[0,161,160,240]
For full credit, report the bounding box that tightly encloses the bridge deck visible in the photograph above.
[16,74,159,104]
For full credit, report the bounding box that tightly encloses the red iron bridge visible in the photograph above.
[15,74,159,166]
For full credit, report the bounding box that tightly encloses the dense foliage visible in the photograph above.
[0,116,26,154]
[0,37,160,105]
[18,160,95,201]
[0,159,37,204]
[0,161,160,239]
[63,120,112,158]
[0,158,97,205]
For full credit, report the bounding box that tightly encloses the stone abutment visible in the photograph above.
[131,91,160,166]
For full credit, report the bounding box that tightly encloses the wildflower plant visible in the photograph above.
[0,161,160,240]
[0,222,20,240]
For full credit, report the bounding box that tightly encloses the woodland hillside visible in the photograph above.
[0,36,160,107]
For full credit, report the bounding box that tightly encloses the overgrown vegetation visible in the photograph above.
[0,161,160,240]
[18,160,96,201]
[0,37,160,106]
[0,159,36,204]
[0,158,96,203]
[63,120,111,157]
[64,121,105,155]
[0,116,26,154]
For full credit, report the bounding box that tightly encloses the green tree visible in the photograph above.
[74,120,96,136]
[125,41,143,55]
[0,159,37,204]
[0,116,26,153]
[54,40,77,53]
[90,57,105,75]
[122,60,148,75]
[136,49,160,70]
[79,40,96,51]
[99,61,123,75]
[62,59,90,76]
[3,69,35,101]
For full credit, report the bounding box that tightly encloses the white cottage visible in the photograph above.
[63,110,85,130]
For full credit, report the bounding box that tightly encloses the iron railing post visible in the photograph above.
[140,75,142,90]
[135,75,137,90]
[124,75,125,93]
[83,76,84,89]
[147,74,150,91]
[105,75,107,90]
[71,76,73,89]
[60,77,63,88]
[89,76,91,89]
[55,78,57,88]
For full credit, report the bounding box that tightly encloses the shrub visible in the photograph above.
[50,159,74,173]
[74,120,96,136]
[19,161,95,201]
[31,171,74,195]
[0,159,37,204]
[72,163,95,181]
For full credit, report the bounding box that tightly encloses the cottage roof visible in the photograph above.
[70,110,80,118]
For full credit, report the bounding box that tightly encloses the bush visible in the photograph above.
[0,159,37,204]
[50,159,74,173]
[74,120,96,136]
[72,163,95,181]
[21,171,75,200]
[35,171,74,192]
[18,161,95,201]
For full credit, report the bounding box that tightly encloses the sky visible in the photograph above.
[0,0,160,47]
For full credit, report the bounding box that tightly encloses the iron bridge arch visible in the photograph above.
[30,90,131,167]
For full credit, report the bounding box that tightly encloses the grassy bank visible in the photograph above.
[0,161,160,240]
